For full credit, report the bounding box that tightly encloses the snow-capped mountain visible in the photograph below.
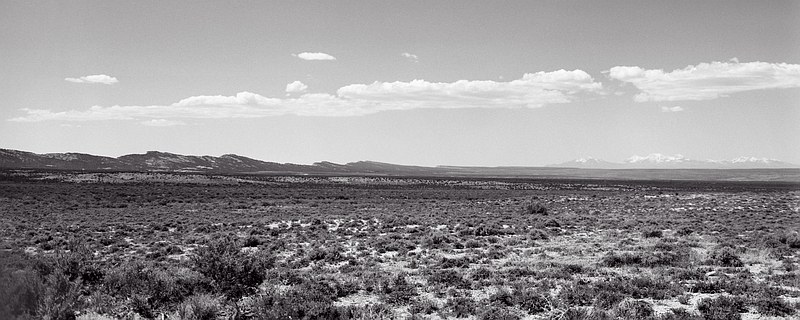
[548,157,621,169]
[625,153,690,164]
[552,153,799,169]
[715,157,788,167]
[623,153,711,168]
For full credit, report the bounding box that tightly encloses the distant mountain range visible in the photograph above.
[0,149,427,175]
[1,149,799,181]
[548,154,799,169]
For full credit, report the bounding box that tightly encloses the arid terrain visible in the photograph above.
[1,170,799,320]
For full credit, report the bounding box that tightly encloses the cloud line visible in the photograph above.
[401,52,419,62]
[660,106,684,113]
[14,60,800,123]
[608,60,800,102]
[64,74,119,85]
[12,70,601,122]
[294,52,336,61]
[285,81,308,93]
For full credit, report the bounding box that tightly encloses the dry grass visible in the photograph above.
[1,171,798,319]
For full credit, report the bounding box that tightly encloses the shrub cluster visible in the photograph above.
[707,247,744,268]
[601,248,690,268]
[0,251,85,320]
[104,262,209,315]
[378,273,417,305]
[524,200,548,215]
[558,275,683,309]
[445,296,477,318]
[697,296,746,320]
[192,238,275,299]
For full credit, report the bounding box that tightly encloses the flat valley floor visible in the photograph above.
[1,171,799,320]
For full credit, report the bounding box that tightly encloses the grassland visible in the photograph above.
[1,171,799,320]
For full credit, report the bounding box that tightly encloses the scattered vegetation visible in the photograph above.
[1,170,798,319]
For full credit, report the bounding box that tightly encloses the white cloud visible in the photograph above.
[660,106,684,112]
[337,69,602,110]
[294,52,336,61]
[141,119,186,127]
[285,81,308,93]
[401,52,419,62]
[10,69,602,122]
[608,60,800,102]
[64,74,119,85]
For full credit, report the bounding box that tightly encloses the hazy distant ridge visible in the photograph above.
[549,153,799,169]
[2,148,799,182]
[0,149,437,175]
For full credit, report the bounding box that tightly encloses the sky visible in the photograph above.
[1,1,799,166]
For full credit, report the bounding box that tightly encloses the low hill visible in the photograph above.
[1,148,799,182]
